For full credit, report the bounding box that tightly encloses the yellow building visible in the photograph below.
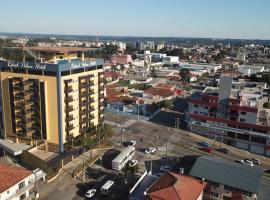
[0,47,104,153]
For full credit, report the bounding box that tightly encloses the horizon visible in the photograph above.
[1,31,270,42]
[0,0,270,40]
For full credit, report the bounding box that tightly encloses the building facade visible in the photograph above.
[0,47,104,153]
[186,76,270,156]
[111,54,132,65]
[0,164,38,200]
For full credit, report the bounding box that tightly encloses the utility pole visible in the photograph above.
[166,139,168,157]
[213,135,216,156]
[121,128,125,148]
[156,128,158,151]
[220,136,223,148]
[137,104,140,121]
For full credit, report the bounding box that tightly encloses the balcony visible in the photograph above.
[89,106,95,112]
[89,98,95,104]
[5,182,35,200]
[80,127,87,133]
[23,80,32,86]
[89,115,95,121]
[14,103,24,110]
[25,99,35,106]
[79,91,89,98]
[79,82,94,89]
[65,105,74,113]
[79,100,88,107]
[13,85,23,91]
[65,96,74,104]
[80,117,88,124]
[24,91,33,97]
[65,115,75,122]
[65,124,75,132]
[65,86,73,93]
[99,85,104,91]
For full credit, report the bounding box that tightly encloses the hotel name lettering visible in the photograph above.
[71,61,96,69]
[7,61,47,70]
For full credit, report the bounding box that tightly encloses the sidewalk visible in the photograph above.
[62,142,113,176]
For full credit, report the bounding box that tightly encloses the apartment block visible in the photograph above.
[0,47,104,153]
[186,75,270,156]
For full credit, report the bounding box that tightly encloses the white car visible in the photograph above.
[250,158,261,165]
[145,147,156,154]
[85,189,96,198]
[130,140,136,146]
[129,160,138,167]
[241,159,254,167]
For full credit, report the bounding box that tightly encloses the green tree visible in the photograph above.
[179,68,190,82]
[159,100,173,109]
[262,73,270,103]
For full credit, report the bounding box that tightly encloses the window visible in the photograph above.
[194,104,199,108]
[211,192,219,198]
[241,112,246,115]
[19,181,25,189]
[240,118,245,122]
[20,193,26,200]
[211,182,219,188]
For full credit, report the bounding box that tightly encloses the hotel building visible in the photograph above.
[0,47,104,153]
[186,75,270,156]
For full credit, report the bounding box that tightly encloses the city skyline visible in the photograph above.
[1,0,270,40]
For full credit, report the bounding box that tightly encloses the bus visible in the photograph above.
[101,180,115,195]
[112,146,135,171]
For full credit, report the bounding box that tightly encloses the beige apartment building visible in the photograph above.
[0,47,104,153]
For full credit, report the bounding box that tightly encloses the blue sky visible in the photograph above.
[0,0,270,39]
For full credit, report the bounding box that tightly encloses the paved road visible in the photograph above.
[105,112,270,172]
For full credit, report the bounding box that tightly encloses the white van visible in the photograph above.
[101,180,115,195]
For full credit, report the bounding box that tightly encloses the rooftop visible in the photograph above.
[189,156,263,194]
[27,46,93,53]
[147,172,206,200]
[0,164,32,193]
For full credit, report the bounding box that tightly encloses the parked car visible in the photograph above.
[250,158,261,165]
[128,160,138,167]
[145,147,156,154]
[265,169,270,174]
[85,189,96,198]
[241,159,254,167]
[196,141,211,148]
[160,165,170,172]
[130,140,136,146]
[201,147,213,153]
[156,172,164,177]
[216,148,229,154]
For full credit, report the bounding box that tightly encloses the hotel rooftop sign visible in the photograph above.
[0,59,104,72]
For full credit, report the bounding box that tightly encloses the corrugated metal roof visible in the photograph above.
[189,156,263,194]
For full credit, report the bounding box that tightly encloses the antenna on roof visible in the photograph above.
[96,31,99,43]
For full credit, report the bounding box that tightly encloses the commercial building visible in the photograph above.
[189,156,264,200]
[0,47,104,153]
[179,63,222,76]
[111,54,132,65]
[186,75,270,156]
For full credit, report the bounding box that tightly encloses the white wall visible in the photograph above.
[0,174,35,200]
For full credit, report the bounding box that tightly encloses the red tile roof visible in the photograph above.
[0,164,32,193]
[104,71,122,79]
[147,172,206,200]
[144,87,174,98]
